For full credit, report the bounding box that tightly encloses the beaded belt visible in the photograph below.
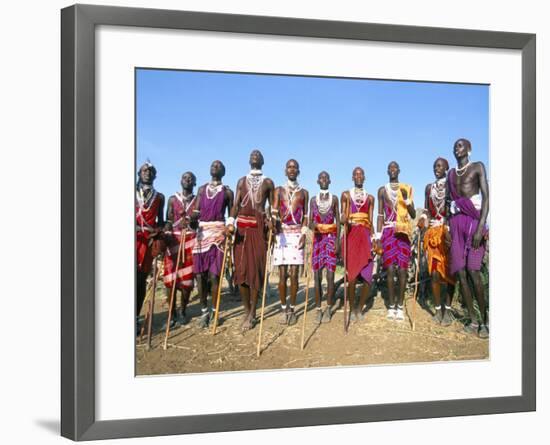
[281,223,302,234]
[237,215,258,228]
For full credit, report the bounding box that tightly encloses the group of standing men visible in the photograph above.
[136,138,489,339]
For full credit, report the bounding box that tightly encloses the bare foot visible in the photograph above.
[239,312,249,327]
[241,315,256,332]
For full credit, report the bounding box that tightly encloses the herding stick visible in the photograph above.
[144,258,160,349]
[411,230,422,331]
[343,223,349,334]
[300,234,314,350]
[256,228,273,357]
[163,229,186,350]
[211,235,232,335]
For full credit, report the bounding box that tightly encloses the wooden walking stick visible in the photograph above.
[163,228,187,350]
[139,259,157,341]
[411,230,422,331]
[343,223,349,334]
[141,258,161,349]
[300,234,314,350]
[211,235,231,335]
[256,228,274,358]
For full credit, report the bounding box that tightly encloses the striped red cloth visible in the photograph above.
[163,230,196,290]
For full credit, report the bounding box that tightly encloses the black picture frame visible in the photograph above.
[61,4,536,441]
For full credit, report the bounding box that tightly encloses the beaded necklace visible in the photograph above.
[385,182,400,211]
[241,170,265,207]
[206,182,223,200]
[430,178,446,218]
[316,190,332,215]
[137,185,157,212]
[350,187,366,208]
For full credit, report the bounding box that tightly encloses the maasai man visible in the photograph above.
[310,171,340,323]
[376,161,416,322]
[192,160,234,328]
[272,159,309,326]
[162,171,197,327]
[229,149,275,331]
[136,161,165,327]
[423,157,456,326]
[448,138,489,338]
[341,167,375,322]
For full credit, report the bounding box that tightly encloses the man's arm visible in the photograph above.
[368,195,374,229]
[309,197,316,231]
[340,191,349,226]
[164,196,174,230]
[333,195,341,254]
[424,184,431,214]
[194,185,204,213]
[156,193,165,228]
[302,189,309,228]
[377,186,385,234]
[264,179,276,232]
[190,186,204,229]
[473,162,489,248]
[297,189,309,249]
[224,187,234,217]
[445,173,452,218]
[402,186,416,219]
[271,184,280,221]
[230,178,244,219]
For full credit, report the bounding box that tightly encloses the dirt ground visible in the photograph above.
[136,270,489,375]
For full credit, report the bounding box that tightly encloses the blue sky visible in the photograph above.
[136,69,488,208]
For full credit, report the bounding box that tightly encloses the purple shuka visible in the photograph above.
[311,199,337,272]
[448,169,487,274]
[192,185,226,276]
[381,202,411,270]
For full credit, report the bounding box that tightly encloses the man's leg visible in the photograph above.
[136,271,147,317]
[386,265,397,319]
[326,270,335,308]
[395,267,408,321]
[357,280,370,320]
[239,284,251,328]
[348,278,358,321]
[242,287,259,331]
[314,270,322,308]
[431,270,443,323]
[162,286,179,329]
[468,269,488,336]
[196,272,210,328]
[209,271,221,325]
[314,270,323,323]
[322,270,335,323]
[278,265,288,323]
[456,268,480,333]
[288,265,299,325]
[440,282,455,327]
[179,288,191,325]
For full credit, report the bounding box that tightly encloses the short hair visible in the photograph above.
[138,162,157,179]
[387,161,400,170]
[250,149,265,166]
[433,157,450,171]
[286,158,300,169]
[181,171,196,183]
[454,138,472,151]
[318,170,330,179]
[352,166,365,175]
[211,160,226,177]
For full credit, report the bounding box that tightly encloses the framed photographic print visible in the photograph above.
[61,3,536,441]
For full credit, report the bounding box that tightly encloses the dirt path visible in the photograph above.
[136,273,489,375]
